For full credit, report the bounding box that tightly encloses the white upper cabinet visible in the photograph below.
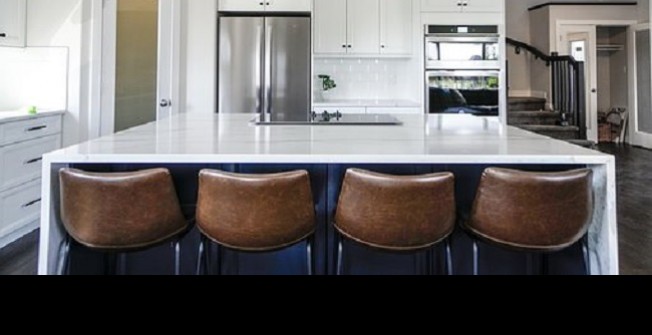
[380,0,412,55]
[266,0,312,12]
[0,0,27,47]
[314,0,413,57]
[219,0,311,12]
[347,0,380,54]
[219,0,265,12]
[421,0,503,13]
[314,0,347,54]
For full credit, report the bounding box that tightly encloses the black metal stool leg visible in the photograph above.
[306,236,314,276]
[118,254,127,275]
[472,239,479,276]
[336,234,344,276]
[57,236,71,276]
[540,254,549,275]
[172,239,182,276]
[104,253,118,275]
[196,235,206,275]
[581,235,591,275]
[214,243,221,275]
[445,238,454,276]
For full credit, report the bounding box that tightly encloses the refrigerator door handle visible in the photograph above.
[256,24,264,117]
[264,22,273,121]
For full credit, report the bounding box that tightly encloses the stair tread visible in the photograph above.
[520,125,579,131]
[508,97,547,103]
[509,110,559,116]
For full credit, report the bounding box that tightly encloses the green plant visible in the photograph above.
[318,74,337,91]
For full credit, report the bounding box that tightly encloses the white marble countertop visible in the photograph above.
[45,113,613,165]
[0,110,64,124]
[313,99,421,108]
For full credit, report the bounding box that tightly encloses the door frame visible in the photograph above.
[91,0,181,137]
[555,20,638,143]
[629,23,652,148]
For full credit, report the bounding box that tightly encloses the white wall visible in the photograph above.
[182,0,217,114]
[24,0,93,146]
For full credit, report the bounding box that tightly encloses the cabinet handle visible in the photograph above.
[22,198,42,209]
[0,33,6,38]
[381,45,386,48]
[463,1,468,6]
[25,125,47,132]
[259,2,264,5]
[24,157,43,165]
[347,45,352,48]
[342,44,347,48]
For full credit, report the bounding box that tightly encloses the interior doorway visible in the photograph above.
[99,0,181,135]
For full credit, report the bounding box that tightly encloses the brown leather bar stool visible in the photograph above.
[58,168,190,275]
[334,169,456,275]
[195,169,316,275]
[462,168,593,275]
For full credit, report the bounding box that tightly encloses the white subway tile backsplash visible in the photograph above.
[314,58,413,101]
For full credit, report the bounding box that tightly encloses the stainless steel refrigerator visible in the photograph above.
[218,15,311,122]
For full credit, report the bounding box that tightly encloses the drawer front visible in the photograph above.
[0,179,41,234]
[0,134,61,191]
[0,115,62,147]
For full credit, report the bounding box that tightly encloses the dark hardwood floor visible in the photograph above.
[598,144,652,275]
[0,143,650,275]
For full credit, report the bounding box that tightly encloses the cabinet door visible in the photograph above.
[347,0,380,55]
[380,0,412,56]
[266,0,311,12]
[462,0,503,12]
[314,0,347,54]
[218,0,265,12]
[420,0,462,12]
[0,0,27,47]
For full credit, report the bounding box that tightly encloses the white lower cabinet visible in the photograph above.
[0,113,63,248]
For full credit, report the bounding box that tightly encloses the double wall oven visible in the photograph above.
[425,25,500,116]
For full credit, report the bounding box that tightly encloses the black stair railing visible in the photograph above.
[506,38,587,140]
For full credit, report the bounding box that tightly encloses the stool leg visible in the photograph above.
[214,244,221,275]
[306,236,314,276]
[196,235,206,275]
[118,254,127,275]
[581,235,591,275]
[445,238,454,276]
[540,254,549,275]
[104,253,118,275]
[172,239,182,276]
[472,239,479,276]
[57,236,71,276]
[336,234,344,276]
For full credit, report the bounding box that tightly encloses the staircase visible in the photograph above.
[508,97,580,140]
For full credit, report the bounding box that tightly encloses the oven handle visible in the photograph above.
[425,36,499,43]
[426,70,500,77]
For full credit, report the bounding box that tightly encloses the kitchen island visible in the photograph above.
[38,113,617,275]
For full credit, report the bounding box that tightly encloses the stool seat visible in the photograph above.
[59,168,188,251]
[196,169,316,252]
[335,169,456,251]
[463,168,593,252]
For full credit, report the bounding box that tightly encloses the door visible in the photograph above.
[101,0,180,134]
[218,0,265,12]
[266,17,312,122]
[266,0,312,12]
[559,25,598,142]
[314,0,347,54]
[347,0,380,55]
[630,24,652,148]
[218,17,265,115]
[0,0,26,47]
[380,0,412,55]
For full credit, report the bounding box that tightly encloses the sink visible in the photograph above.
[252,113,403,126]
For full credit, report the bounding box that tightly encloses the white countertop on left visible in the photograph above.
[0,110,65,124]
